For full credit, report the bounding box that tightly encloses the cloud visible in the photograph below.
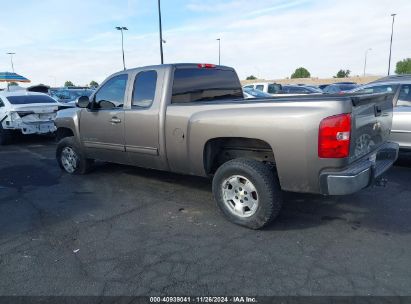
[186,0,248,12]
[245,0,309,16]
[1,0,410,87]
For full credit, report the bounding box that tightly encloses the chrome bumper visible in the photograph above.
[319,142,399,195]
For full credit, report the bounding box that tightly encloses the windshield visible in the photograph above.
[306,86,323,93]
[355,84,399,94]
[267,84,281,94]
[50,89,94,102]
[338,84,357,91]
[6,94,57,105]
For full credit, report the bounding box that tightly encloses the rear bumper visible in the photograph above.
[3,121,56,135]
[319,142,399,195]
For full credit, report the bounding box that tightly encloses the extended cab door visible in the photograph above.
[79,74,129,163]
[124,68,166,170]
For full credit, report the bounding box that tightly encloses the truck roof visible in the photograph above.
[118,63,234,75]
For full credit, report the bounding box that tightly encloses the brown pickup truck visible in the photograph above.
[54,63,399,229]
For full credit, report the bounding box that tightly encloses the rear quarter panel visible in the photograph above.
[165,98,353,194]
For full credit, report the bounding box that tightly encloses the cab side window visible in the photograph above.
[56,90,71,100]
[94,74,128,109]
[397,84,411,107]
[255,85,264,91]
[132,70,157,108]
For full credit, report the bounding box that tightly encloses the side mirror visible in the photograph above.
[76,96,90,108]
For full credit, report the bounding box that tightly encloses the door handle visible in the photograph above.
[110,117,121,124]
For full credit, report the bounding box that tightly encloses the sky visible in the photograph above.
[0,0,410,87]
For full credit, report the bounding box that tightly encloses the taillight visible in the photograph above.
[198,63,215,68]
[318,113,351,158]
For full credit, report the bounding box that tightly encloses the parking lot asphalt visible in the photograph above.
[0,136,410,296]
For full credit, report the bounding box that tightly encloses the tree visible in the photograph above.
[64,81,74,87]
[89,80,99,87]
[291,67,310,79]
[334,69,351,78]
[395,58,411,74]
[246,75,257,80]
[8,81,18,86]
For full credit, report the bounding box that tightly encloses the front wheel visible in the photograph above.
[212,158,282,229]
[56,136,92,174]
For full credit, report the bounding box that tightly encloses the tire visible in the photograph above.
[0,125,10,145]
[56,136,92,174]
[212,158,282,229]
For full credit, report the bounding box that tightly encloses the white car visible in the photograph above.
[243,87,273,99]
[243,82,321,96]
[243,82,282,95]
[0,91,61,145]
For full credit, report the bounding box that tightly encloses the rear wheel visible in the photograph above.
[212,158,282,229]
[56,136,93,174]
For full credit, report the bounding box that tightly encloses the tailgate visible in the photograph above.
[349,93,394,162]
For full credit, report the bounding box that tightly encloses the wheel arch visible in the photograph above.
[203,137,276,175]
[56,127,74,142]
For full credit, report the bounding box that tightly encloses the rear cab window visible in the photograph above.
[171,66,243,103]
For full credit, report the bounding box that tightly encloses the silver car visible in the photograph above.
[351,75,411,150]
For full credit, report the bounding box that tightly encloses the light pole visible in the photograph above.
[216,38,221,65]
[158,0,164,64]
[6,52,15,72]
[388,13,397,75]
[363,48,372,77]
[115,26,128,70]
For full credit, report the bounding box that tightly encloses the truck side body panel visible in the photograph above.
[165,98,352,193]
